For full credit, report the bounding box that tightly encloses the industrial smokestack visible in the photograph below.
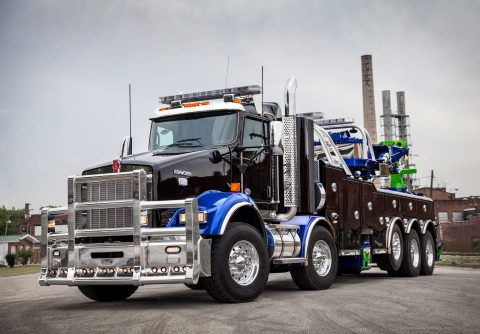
[382,90,393,141]
[361,55,378,143]
[396,91,407,142]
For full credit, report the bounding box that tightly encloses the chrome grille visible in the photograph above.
[75,208,133,229]
[75,179,133,202]
[75,179,134,229]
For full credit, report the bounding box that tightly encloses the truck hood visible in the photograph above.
[83,149,218,173]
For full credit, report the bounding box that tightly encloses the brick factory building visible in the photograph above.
[414,187,480,252]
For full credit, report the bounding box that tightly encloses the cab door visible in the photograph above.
[241,116,271,205]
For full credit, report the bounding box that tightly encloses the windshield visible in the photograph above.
[149,110,238,154]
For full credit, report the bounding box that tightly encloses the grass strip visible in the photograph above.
[0,265,41,277]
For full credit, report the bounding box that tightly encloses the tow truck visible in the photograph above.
[39,77,440,302]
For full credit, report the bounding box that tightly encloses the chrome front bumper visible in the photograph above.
[39,170,210,287]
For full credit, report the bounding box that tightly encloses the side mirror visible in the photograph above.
[269,121,284,156]
[120,136,132,158]
[209,150,223,164]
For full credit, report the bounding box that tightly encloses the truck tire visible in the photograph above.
[420,231,435,275]
[78,285,138,302]
[400,230,421,277]
[203,222,269,303]
[184,279,204,290]
[290,226,337,290]
[375,224,403,273]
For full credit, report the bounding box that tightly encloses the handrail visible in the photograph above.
[314,125,352,177]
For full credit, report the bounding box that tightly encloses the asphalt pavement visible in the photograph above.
[1,266,479,333]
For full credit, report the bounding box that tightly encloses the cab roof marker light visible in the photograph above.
[159,85,262,104]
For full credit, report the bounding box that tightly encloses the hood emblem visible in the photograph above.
[173,169,192,177]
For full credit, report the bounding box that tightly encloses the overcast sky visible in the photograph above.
[1,0,479,212]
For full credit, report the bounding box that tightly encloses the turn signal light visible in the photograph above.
[230,183,241,192]
[159,107,168,111]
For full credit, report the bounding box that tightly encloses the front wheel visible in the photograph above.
[203,222,269,303]
[78,285,138,302]
[420,231,435,275]
[290,226,338,290]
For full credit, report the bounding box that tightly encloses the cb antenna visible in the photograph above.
[128,84,132,155]
[225,55,230,89]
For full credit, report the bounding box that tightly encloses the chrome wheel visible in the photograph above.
[426,239,434,267]
[229,240,259,286]
[312,240,332,276]
[392,232,401,260]
[411,238,420,267]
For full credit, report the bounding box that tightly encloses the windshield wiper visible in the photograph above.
[165,138,203,148]
[176,138,203,145]
[153,138,204,155]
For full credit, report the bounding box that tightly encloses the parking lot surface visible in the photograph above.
[1,266,479,333]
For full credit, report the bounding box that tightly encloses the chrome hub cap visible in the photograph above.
[426,239,434,267]
[392,232,401,260]
[312,240,332,276]
[229,240,259,286]
[411,238,420,267]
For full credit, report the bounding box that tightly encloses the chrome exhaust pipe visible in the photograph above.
[284,77,297,116]
[277,77,298,221]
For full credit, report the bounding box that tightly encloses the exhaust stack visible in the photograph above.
[284,77,297,116]
[275,77,299,222]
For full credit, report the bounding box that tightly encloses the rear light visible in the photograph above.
[112,160,120,173]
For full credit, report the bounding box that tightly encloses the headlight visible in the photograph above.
[179,211,207,224]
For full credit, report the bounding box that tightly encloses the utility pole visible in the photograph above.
[429,170,434,199]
